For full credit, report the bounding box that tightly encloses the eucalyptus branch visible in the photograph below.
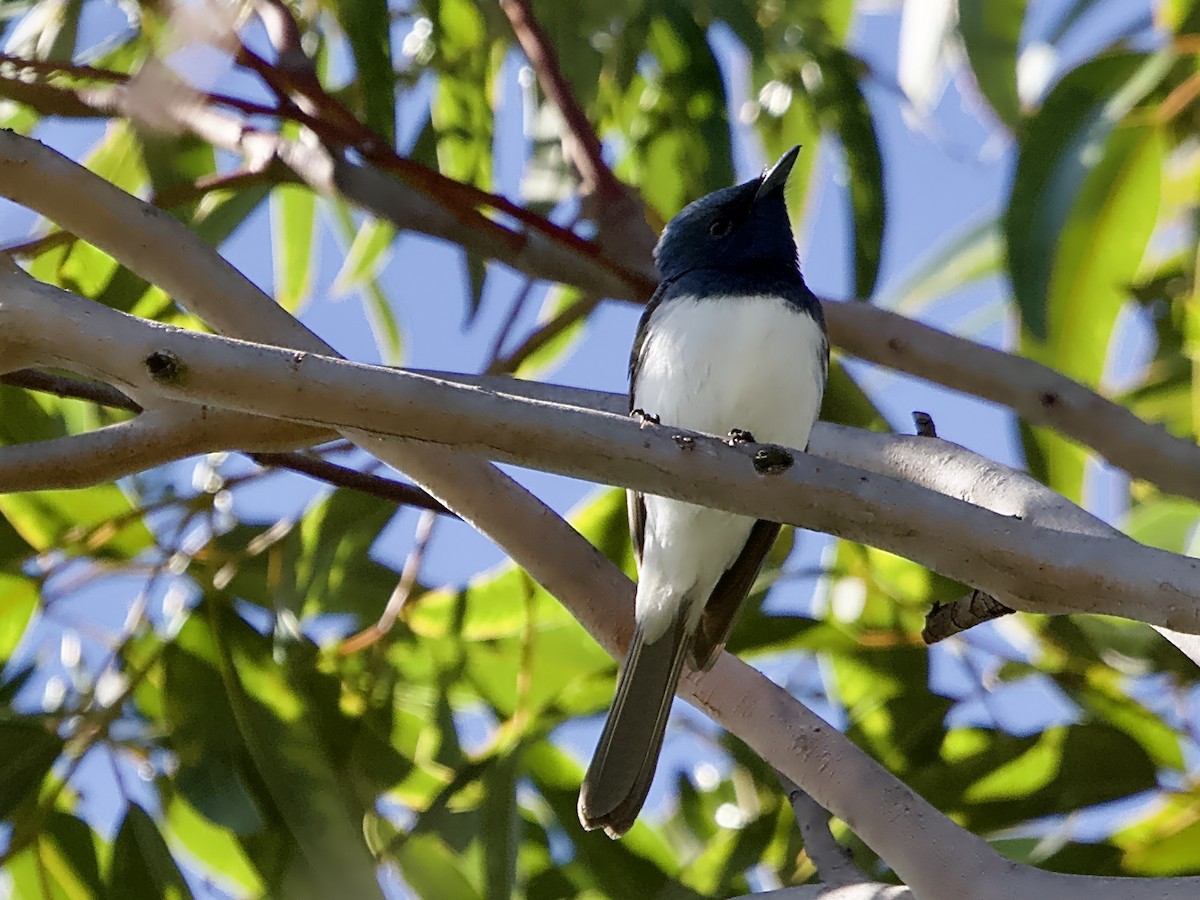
[778,772,868,887]
[0,78,1194,505]
[3,273,1198,644]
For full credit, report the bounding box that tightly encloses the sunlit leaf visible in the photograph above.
[628,8,733,219]
[885,217,1002,313]
[1008,53,1168,496]
[271,184,318,313]
[332,218,398,297]
[0,574,38,662]
[162,792,265,895]
[511,285,591,380]
[0,485,153,559]
[431,0,495,189]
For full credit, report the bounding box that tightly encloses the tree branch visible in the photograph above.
[0,82,1195,506]
[247,452,452,517]
[778,772,868,887]
[3,274,1198,643]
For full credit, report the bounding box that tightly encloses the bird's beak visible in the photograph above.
[755,145,800,202]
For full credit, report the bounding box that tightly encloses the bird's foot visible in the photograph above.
[727,428,756,445]
[631,408,661,427]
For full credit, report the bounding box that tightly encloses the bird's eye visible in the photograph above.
[709,218,732,238]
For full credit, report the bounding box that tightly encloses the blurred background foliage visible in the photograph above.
[0,0,1199,897]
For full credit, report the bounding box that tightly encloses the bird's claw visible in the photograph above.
[727,428,756,445]
[632,408,661,427]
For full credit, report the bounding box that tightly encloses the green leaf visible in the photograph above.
[1007,52,1169,340]
[329,0,395,142]
[819,358,890,432]
[957,0,1026,128]
[808,45,886,298]
[293,488,400,621]
[1124,496,1200,553]
[523,743,681,895]
[1162,0,1200,33]
[0,574,38,662]
[329,203,404,363]
[205,604,385,899]
[480,748,521,900]
[0,717,61,817]
[463,252,488,325]
[1116,789,1200,875]
[108,805,192,900]
[628,8,733,219]
[1008,54,1168,496]
[885,217,1002,314]
[162,792,265,895]
[270,184,318,313]
[0,484,154,560]
[431,0,495,189]
[395,833,483,900]
[332,218,397,297]
[929,723,1159,833]
[512,286,591,379]
[5,811,107,900]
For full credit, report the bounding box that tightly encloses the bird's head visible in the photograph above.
[652,146,801,282]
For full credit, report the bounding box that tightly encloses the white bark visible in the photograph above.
[3,273,1197,638]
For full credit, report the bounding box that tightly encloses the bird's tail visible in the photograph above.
[578,606,690,838]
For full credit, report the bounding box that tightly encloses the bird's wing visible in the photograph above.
[627,490,645,568]
[689,519,781,672]
[626,281,671,568]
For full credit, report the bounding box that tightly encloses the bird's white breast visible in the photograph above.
[635,293,825,448]
[632,293,826,639]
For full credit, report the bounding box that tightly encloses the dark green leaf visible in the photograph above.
[958,0,1026,128]
[330,0,395,142]
[108,805,192,900]
[480,748,521,900]
[0,717,62,818]
[807,45,886,298]
[206,604,385,899]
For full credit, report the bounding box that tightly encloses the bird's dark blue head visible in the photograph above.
[652,146,800,282]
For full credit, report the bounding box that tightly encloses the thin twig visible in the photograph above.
[487,292,600,375]
[923,590,1015,644]
[497,0,619,202]
[486,277,540,367]
[339,509,438,654]
[1,368,142,412]
[912,411,937,438]
[777,772,868,887]
[247,452,454,517]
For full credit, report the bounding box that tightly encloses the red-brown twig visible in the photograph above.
[498,0,621,203]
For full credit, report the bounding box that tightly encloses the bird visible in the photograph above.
[577,146,829,839]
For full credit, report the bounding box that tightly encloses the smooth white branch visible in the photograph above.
[2,271,1198,641]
